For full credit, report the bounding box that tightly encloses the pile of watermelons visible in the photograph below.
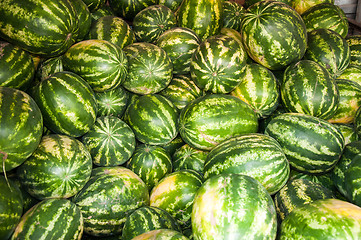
[2,0,361,239]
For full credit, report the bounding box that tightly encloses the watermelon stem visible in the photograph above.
[0,151,11,190]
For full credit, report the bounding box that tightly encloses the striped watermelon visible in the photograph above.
[304,28,350,78]
[0,176,23,240]
[279,199,361,239]
[159,75,204,110]
[204,133,290,195]
[12,199,83,240]
[220,27,252,64]
[126,144,172,190]
[344,154,361,206]
[191,173,277,240]
[156,27,201,75]
[124,94,178,145]
[265,113,345,174]
[334,123,359,145]
[301,3,349,38]
[290,0,334,14]
[83,0,106,12]
[9,175,39,213]
[72,166,149,237]
[17,134,93,200]
[280,60,339,120]
[178,94,258,151]
[121,206,181,240]
[274,178,334,221]
[337,64,361,85]
[0,41,34,90]
[158,0,183,11]
[32,71,97,138]
[0,87,43,172]
[132,229,189,240]
[222,1,246,32]
[161,134,185,156]
[108,0,157,21]
[62,39,128,92]
[230,63,280,118]
[172,144,208,174]
[72,0,92,41]
[176,0,223,40]
[241,1,307,70]
[150,169,203,229]
[328,79,361,124]
[0,0,79,56]
[94,86,130,118]
[133,5,177,43]
[190,35,247,94]
[34,56,63,82]
[81,116,136,166]
[90,4,115,23]
[123,42,173,95]
[347,35,361,66]
[87,16,135,49]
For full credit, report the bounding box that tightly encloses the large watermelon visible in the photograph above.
[108,0,157,21]
[347,35,361,66]
[94,86,130,118]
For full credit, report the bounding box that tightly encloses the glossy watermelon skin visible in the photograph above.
[94,86,130,118]
[176,0,223,41]
[172,144,208,174]
[121,206,181,240]
[222,1,246,32]
[32,71,97,138]
[124,94,179,145]
[347,35,361,66]
[72,166,149,237]
[0,87,43,172]
[0,41,34,90]
[12,199,83,240]
[72,0,92,41]
[191,173,277,240]
[265,113,345,174]
[0,0,79,57]
[204,133,290,195]
[17,134,93,200]
[301,3,349,38]
[178,94,258,151]
[279,199,361,239]
[132,229,189,240]
[281,60,339,120]
[108,0,157,21]
[241,1,307,70]
[190,35,247,94]
[304,28,350,78]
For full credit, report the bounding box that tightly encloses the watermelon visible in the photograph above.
[337,64,361,85]
[280,60,339,120]
[301,3,349,38]
[123,42,173,95]
[12,199,83,240]
[304,28,350,78]
[32,71,97,138]
[230,63,280,118]
[0,41,34,90]
[241,0,307,70]
[156,27,201,75]
[90,4,115,23]
[191,173,277,240]
[133,5,177,43]
[172,144,208,174]
[0,176,23,240]
[0,87,43,172]
[190,34,247,94]
[0,0,79,56]
[108,0,157,21]
[17,134,93,200]
[290,0,334,14]
[87,16,135,49]
[72,0,92,41]
[354,106,361,138]
[265,113,345,174]
[334,123,359,145]
[158,0,183,11]
[132,229,189,240]
[178,94,258,151]
[34,56,63,82]
[126,144,172,190]
[72,166,149,237]
[121,206,181,240]
[83,0,106,12]
[124,94,179,145]
[94,86,130,118]
[344,154,361,206]
[347,35,361,66]
[81,116,136,166]
[279,199,361,239]
[62,39,128,92]
[176,0,223,40]
[161,135,185,157]
[222,1,246,32]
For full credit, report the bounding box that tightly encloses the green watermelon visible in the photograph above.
[178,94,258,151]
[158,0,183,11]
[108,0,157,21]
[83,0,106,12]
[354,106,361,138]
[123,42,173,95]
[132,229,189,240]
[0,41,34,90]
[172,144,208,174]
[344,154,361,206]
[133,5,177,43]
[265,113,345,174]
[290,0,334,14]
[81,116,136,166]
[90,4,115,23]
[222,1,246,32]
[32,71,97,138]
[241,0,307,70]
[34,56,63,82]
[62,39,128,92]
[191,173,277,240]
[0,0,79,56]
[94,86,130,118]
[190,34,247,94]
[334,123,359,145]
[72,0,92,41]
[126,144,172,190]
[347,35,361,66]
[161,135,185,157]
[17,134,93,200]
[280,60,339,120]
[12,199,83,240]
[0,87,43,172]
[337,64,361,85]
